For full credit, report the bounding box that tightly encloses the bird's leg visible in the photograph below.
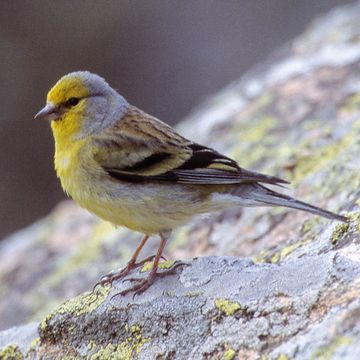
[94,234,150,289]
[118,232,177,297]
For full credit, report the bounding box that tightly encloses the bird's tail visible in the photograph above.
[238,184,347,222]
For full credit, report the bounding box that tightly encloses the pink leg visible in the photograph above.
[93,234,150,290]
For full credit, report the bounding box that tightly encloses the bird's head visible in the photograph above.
[34,71,129,139]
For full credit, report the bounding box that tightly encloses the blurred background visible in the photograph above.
[0,0,351,240]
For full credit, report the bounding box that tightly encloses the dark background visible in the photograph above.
[0,0,350,240]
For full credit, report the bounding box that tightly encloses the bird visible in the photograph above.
[34,71,347,296]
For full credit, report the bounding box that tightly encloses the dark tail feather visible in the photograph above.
[247,184,348,222]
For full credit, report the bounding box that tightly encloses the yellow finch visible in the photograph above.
[35,71,347,296]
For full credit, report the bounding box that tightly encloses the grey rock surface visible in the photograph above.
[0,323,38,354]
[29,254,360,359]
[1,2,360,359]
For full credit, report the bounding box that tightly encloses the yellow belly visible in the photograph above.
[54,138,235,234]
[54,145,204,234]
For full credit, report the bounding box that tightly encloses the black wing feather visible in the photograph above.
[177,143,239,170]
[104,142,288,186]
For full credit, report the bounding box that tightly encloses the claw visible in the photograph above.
[92,264,134,292]
[93,258,168,292]
[123,277,144,283]
[111,260,189,299]
[120,278,153,297]
[109,279,151,300]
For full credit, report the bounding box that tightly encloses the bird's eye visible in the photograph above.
[67,97,80,107]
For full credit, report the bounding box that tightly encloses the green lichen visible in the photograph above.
[25,337,41,359]
[277,354,289,360]
[238,115,278,143]
[230,115,279,168]
[254,242,304,264]
[250,92,275,113]
[330,221,350,244]
[301,217,321,235]
[88,340,97,350]
[185,291,203,297]
[215,299,241,316]
[310,336,353,360]
[348,211,360,233]
[271,243,302,263]
[141,260,175,272]
[252,250,269,264]
[341,92,360,113]
[290,132,353,184]
[27,337,40,353]
[290,116,360,189]
[254,220,322,263]
[0,344,23,360]
[224,348,236,360]
[39,286,110,332]
[29,337,40,348]
[90,343,129,360]
[90,324,149,360]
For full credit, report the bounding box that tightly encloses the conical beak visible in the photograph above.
[34,103,59,121]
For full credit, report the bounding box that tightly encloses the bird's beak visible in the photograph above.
[34,103,59,121]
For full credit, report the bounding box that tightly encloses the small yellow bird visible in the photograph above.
[35,71,347,296]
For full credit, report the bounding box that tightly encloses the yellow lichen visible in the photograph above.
[27,337,40,353]
[215,299,241,316]
[310,336,353,360]
[330,222,350,244]
[290,133,353,184]
[348,211,360,233]
[271,243,301,263]
[224,348,236,360]
[88,340,97,350]
[90,324,149,360]
[141,260,175,272]
[230,115,278,168]
[301,217,321,235]
[238,115,278,143]
[252,250,269,264]
[341,92,360,113]
[277,354,289,360]
[90,343,129,360]
[39,286,111,332]
[0,344,23,360]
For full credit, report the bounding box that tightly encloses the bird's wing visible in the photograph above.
[92,106,288,186]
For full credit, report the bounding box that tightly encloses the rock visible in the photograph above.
[0,323,38,358]
[1,2,360,358]
[34,255,360,359]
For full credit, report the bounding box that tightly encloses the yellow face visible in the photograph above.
[47,76,90,106]
[46,75,90,141]
[35,71,121,144]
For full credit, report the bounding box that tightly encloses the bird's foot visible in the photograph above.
[93,255,166,291]
[113,261,188,298]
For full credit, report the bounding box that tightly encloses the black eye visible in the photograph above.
[67,97,80,107]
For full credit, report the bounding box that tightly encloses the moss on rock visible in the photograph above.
[0,344,24,360]
[215,299,241,316]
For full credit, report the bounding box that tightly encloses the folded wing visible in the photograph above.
[93,106,288,186]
